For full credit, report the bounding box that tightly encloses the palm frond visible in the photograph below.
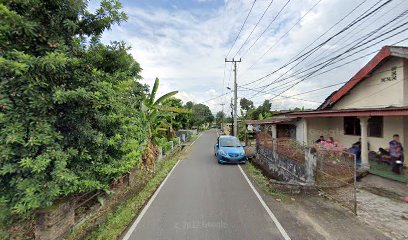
[154,91,178,106]
[160,106,191,113]
[149,78,160,106]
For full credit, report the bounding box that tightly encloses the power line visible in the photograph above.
[244,1,403,102]
[239,33,407,105]
[238,86,322,103]
[240,0,293,59]
[239,0,325,78]
[241,0,391,89]
[232,0,276,58]
[270,29,408,102]
[302,0,406,73]
[226,0,257,58]
[251,12,408,94]
[200,91,232,104]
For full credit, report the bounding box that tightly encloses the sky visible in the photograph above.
[89,0,408,114]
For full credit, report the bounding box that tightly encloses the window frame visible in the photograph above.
[367,116,383,138]
[343,116,384,138]
[344,117,361,136]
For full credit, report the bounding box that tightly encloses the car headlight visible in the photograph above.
[241,150,246,155]
[219,150,227,156]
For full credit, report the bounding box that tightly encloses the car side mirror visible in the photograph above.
[215,144,219,148]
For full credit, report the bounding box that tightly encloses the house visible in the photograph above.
[248,46,408,169]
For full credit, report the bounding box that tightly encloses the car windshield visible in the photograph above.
[220,137,241,147]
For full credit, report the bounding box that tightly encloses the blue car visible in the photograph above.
[214,135,247,164]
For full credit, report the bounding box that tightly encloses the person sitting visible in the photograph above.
[378,147,391,163]
[315,136,325,143]
[326,137,334,144]
[389,134,404,174]
[348,138,362,164]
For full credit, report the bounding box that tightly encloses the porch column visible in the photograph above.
[359,117,370,169]
[271,124,277,139]
[303,118,308,145]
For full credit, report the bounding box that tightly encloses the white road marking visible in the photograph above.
[238,165,291,240]
[189,132,203,146]
[122,160,180,240]
[123,132,202,239]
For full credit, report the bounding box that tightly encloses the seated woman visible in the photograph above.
[326,137,334,144]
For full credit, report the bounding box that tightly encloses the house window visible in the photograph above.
[344,116,383,137]
[368,116,383,137]
[344,117,361,136]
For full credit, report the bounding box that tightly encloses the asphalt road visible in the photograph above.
[123,130,289,240]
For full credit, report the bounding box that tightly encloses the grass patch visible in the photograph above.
[86,158,178,240]
[188,132,200,143]
[243,162,286,201]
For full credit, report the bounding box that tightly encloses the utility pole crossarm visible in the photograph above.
[224,58,241,137]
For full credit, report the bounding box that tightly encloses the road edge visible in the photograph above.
[121,159,181,240]
[122,132,203,239]
[238,165,291,240]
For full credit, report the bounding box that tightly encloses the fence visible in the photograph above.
[256,131,273,150]
[315,148,357,215]
[254,132,315,184]
[254,131,357,214]
[276,138,306,164]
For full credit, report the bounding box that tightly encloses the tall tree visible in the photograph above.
[250,100,273,120]
[184,101,194,110]
[215,111,225,126]
[141,78,178,169]
[190,104,213,128]
[0,0,147,221]
[240,98,254,111]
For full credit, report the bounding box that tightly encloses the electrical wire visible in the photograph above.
[240,0,293,59]
[226,0,257,58]
[241,0,393,89]
[232,0,276,58]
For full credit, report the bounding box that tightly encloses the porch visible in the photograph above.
[290,108,408,171]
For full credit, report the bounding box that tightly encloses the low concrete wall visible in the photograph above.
[35,201,74,240]
[254,146,316,184]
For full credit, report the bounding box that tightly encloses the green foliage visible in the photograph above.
[162,97,190,130]
[215,111,225,127]
[184,101,194,110]
[87,158,178,240]
[0,0,147,222]
[156,137,172,153]
[190,103,214,129]
[248,100,273,120]
[240,98,254,111]
[142,78,178,140]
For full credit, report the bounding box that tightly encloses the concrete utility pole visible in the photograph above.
[225,58,241,137]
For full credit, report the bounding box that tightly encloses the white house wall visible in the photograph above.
[404,116,408,157]
[404,59,408,105]
[305,116,406,154]
[305,117,330,144]
[295,119,305,144]
[334,57,406,109]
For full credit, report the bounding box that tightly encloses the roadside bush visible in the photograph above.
[156,137,173,154]
[0,0,147,223]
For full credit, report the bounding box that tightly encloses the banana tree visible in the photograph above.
[141,78,179,170]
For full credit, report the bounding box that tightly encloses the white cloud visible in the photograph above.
[100,0,408,114]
